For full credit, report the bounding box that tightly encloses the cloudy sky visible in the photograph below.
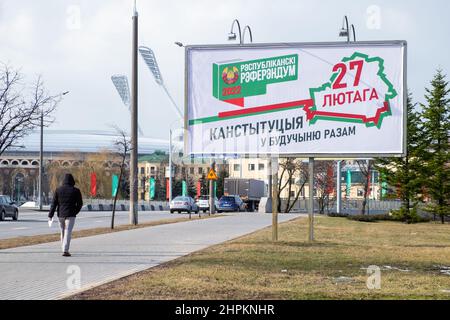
[0,0,448,140]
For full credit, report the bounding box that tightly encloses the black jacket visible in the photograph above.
[48,174,83,219]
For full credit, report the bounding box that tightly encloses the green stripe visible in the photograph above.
[189,105,302,126]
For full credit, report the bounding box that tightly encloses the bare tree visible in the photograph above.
[277,158,308,213]
[356,159,373,215]
[111,127,131,229]
[0,64,59,156]
[315,161,336,214]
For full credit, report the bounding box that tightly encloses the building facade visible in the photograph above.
[227,158,382,200]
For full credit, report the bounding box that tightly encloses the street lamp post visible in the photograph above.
[129,1,139,225]
[16,176,23,202]
[39,110,44,210]
[38,91,69,211]
[335,16,357,213]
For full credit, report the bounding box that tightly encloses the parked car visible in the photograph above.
[170,196,199,214]
[0,195,19,221]
[196,195,219,213]
[217,195,246,213]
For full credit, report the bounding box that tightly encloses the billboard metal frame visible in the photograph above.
[184,40,407,159]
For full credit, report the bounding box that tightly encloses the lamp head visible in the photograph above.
[228,32,237,41]
[339,28,348,38]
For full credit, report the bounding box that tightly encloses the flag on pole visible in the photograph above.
[166,178,170,200]
[90,173,97,197]
[182,181,187,196]
[196,181,201,198]
[381,173,387,198]
[149,177,156,200]
[112,175,119,197]
[346,169,351,197]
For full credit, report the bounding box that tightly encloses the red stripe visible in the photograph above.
[223,97,245,107]
[304,101,390,125]
[218,99,314,118]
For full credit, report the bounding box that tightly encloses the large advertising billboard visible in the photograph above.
[185,41,406,157]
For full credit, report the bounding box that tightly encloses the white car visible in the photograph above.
[170,196,199,214]
[196,195,219,213]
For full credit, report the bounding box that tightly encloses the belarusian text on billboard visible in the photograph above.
[186,41,406,157]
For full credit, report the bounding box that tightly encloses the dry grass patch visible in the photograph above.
[70,216,450,300]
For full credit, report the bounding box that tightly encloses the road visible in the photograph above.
[0,208,184,240]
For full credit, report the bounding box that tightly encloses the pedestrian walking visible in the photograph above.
[48,173,83,257]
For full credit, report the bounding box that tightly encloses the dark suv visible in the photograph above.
[0,195,19,221]
[217,195,246,212]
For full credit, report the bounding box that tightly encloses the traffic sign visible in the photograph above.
[207,168,218,180]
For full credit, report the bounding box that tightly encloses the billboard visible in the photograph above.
[185,41,406,157]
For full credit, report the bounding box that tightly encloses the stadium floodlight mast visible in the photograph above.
[111,75,130,106]
[138,46,183,119]
[38,90,69,211]
[111,75,144,135]
[139,45,184,202]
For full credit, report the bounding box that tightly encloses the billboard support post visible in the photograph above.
[129,3,138,226]
[336,160,342,214]
[272,156,278,242]
[267,157,272,207]
[168,129,173,202]
[309,157,314,242]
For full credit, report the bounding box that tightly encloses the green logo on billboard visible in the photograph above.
[213,54,298,106]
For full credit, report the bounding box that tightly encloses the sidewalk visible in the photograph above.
[0,213,302,300]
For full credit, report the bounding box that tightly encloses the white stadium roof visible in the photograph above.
[10,130,169,154]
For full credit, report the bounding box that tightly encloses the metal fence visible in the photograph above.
[279,198,403,214]
[81,198,169,211]
[83,198,169,207]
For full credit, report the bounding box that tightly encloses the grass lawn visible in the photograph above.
[0,214,221,250]
[70,216,450,300]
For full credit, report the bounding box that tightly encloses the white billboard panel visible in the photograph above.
[186,41,406,157]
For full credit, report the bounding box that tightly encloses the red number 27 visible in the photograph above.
[332,60,364,89]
